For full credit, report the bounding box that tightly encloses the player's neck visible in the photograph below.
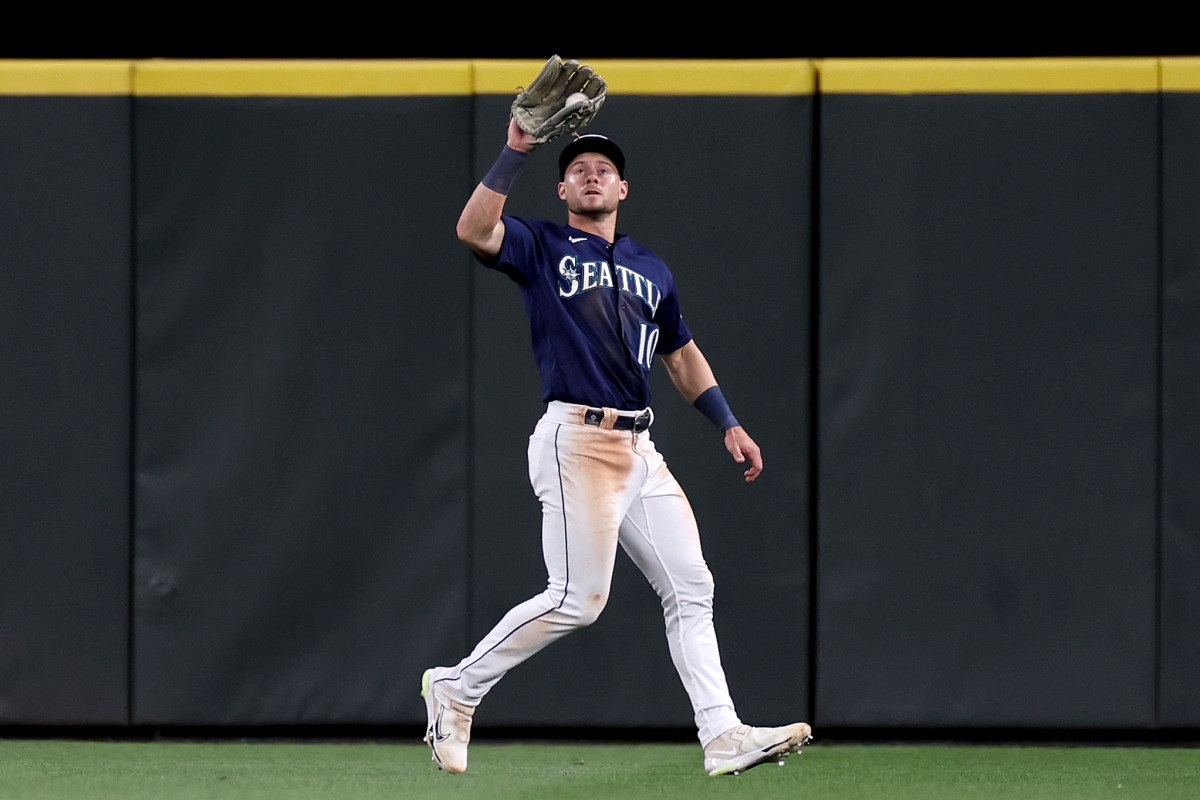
[567,210,618,243]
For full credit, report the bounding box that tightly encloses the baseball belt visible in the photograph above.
[583,407,652,433]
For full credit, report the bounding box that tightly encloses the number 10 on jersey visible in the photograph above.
[636,323,659,371]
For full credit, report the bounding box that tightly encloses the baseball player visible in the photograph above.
[422,63,811,777]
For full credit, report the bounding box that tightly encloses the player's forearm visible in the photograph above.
[663,341,743,432]
[661,341,718,404]
[456,181,508,256]
[456,131,533,257]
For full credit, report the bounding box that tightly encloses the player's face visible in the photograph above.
[558,154,628,216]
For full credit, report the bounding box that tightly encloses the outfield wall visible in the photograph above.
[0,63,131,725]
[816,59,1160,728]
[0,58,1196,734]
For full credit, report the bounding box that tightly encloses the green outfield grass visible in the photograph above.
[2,738,1198,800]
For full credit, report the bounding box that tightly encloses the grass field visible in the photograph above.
[2,738,1199,800]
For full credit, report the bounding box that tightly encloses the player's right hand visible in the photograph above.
[507,117,537,153]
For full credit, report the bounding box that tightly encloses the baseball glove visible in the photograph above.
[511,55,607,146]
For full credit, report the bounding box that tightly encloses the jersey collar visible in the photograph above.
[566,224,624,247]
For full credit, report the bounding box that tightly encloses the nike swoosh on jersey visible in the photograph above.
[568,236,588,242]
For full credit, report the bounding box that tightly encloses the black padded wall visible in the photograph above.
[816,91,1160,727]
[1160,86,1200,727]
[0,95,132,724]
[132,95,472,724]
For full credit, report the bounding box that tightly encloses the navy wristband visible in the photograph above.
[482,145,527,195]
[693,386,740,431]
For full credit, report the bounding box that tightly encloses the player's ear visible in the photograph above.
[618,180,629,200]
[558,182,566,200]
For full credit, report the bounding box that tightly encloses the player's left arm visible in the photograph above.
[659,340,763,482]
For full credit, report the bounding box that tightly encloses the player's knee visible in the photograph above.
[569,589,609,627]
[664,559,713,593]
[668,566,715,609]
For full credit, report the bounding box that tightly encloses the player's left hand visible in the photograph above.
[724,426,763,482]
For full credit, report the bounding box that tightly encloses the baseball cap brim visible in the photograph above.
[558,134,625,180]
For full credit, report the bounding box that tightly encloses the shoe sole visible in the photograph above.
[708,729,814,777]
[421,668,448,770]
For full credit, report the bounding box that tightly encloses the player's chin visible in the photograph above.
[574,196,614,213]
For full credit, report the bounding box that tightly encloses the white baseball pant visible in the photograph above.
[430,400,742,746]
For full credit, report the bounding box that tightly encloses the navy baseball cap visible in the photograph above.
[558,133,625,180]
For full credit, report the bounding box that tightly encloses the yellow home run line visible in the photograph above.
[4,58,1200,96]
[0,59,815,96]
[1162,57,1200,91]
[133,59,474,96]
[472,59,816,95]
[816,58,1161,94]
[0,59,131,95]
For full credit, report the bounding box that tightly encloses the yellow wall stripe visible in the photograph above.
[1162,57,1200,91]
[0,60,131,95]
[473,58,815,95]
[6,58,1200,97]
[132,59,473,97]
[817,58,1161,94]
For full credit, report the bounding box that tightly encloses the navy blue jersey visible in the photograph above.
[483,215,693,410]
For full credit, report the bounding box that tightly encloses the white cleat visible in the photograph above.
[703,722,813,776]
[421,668,475,774]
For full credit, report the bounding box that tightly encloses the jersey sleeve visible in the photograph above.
[479,215,540,285]
[653,278,693,355]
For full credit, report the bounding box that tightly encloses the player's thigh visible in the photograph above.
[620,487,714,602]
[531,421,625,595]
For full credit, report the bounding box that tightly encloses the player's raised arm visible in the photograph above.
[456,119,536,261]
[660,341,763,482]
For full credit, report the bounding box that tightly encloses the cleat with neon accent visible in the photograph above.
[421,668,475,774]
[704,722,813,776]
